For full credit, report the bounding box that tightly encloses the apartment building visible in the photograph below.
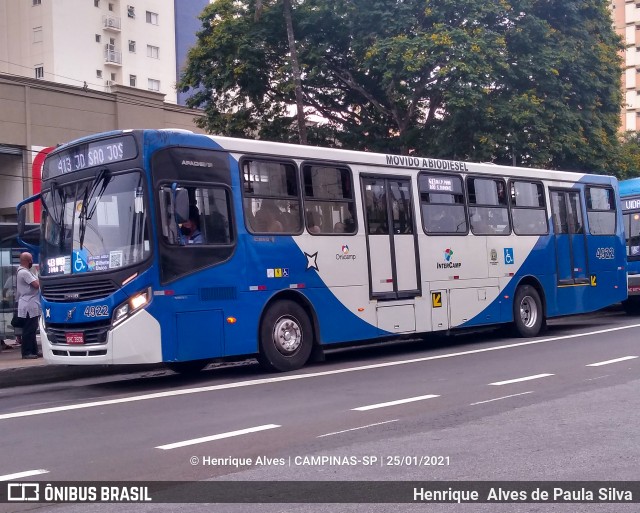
[612,0,640,131]
[0,0,177,103]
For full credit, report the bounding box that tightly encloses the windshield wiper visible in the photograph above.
[78,169,111,250]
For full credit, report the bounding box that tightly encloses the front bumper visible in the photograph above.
[41,309,162,365]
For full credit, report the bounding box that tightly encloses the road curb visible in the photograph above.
[0,363,164,389]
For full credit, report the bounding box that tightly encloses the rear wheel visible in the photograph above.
[258,300,313,372]
[166,359,210,375]
[513,285,545,337]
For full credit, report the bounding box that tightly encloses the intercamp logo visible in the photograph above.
[437,248,461,269]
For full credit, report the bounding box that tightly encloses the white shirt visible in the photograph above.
[17,266,41,318]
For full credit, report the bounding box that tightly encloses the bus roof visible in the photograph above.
[620,177,640,198]
[49,129,617,186]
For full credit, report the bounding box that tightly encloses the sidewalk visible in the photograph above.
[0,338,161,388]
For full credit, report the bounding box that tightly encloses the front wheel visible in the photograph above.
[258,300,313,372]
[513,285,545,337]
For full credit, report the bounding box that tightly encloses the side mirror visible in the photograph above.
[17,204,28,238]
[174,187,189,223]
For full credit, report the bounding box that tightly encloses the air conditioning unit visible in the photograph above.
[105,80,116,87]
[107,18,115,27]
[127,6,135,17]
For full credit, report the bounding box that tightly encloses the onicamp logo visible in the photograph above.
[336,244,356,261]
[437,248,461,269]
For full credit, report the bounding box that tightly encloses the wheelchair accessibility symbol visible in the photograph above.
[504,248,514,265]
[73,250,88,273]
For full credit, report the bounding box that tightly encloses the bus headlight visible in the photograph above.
[113,288,152,326]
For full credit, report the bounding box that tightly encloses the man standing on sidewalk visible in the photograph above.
[16,252,41,359]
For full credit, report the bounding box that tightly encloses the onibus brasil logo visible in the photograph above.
[437,248,461,269]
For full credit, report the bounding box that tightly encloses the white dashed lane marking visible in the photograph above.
[488,373,554,386]
[155,424,281,450]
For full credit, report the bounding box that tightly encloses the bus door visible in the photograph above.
[550,189,589,284]
[362,177,421,300]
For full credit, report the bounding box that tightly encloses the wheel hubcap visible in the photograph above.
[519,295,538,328]
[273,316,302,355]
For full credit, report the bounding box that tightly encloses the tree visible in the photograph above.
[438,0,624,174]
[179,0,623,173]
[619,132,640,178]
[254,0,308,144]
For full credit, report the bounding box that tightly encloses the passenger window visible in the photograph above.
[510,181,548,235]
[242,160,301,234]
[419,173,467,234]
[303,164,356,234]
[467,177,510,235]
[586,186,616,235]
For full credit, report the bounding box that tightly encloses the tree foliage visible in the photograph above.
[179,0,624,174]
[618,132,640,178]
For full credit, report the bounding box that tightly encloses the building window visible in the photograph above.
[96,70,103,78]
[127,5,135,18]
[148,78,160,91]
[95,34,101,43]
[111,72,116,81]
[33,0,42,5]
[108,3,114,11]
[35,66,44,79]
[129,74,136,87]
[128,40,136,52]
[33,27,43,43]
[147,45,159,59]
[94,0,100,6]
[146,11,158,25]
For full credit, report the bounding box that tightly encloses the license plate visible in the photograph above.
[65,332,85,345]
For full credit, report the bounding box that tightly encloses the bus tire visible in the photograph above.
[513,285,544,337]
[623,298,640,315]
[258,300,313,372]
[166,359,210,374]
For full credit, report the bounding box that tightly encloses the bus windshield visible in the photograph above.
[624,210,640,259]
[40,171,150,277]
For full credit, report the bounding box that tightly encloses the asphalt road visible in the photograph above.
[1,309,639,512]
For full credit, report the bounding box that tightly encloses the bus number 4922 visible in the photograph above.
[595,247,615,260]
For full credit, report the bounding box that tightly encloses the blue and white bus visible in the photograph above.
[620,177,640,313]
[17,130,627,372]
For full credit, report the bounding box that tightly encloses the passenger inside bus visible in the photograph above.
[334,216,355,233]
[306,210,322,234]
[254,201,285,233]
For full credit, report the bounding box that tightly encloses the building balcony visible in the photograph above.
[104,45,122,66]
[103,15,121,31]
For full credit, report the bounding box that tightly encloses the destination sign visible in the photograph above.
[622,196,640,212]
[43,135,137,180]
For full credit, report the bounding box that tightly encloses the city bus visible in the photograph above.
[620,177,640,313]
[17,129,627,372]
